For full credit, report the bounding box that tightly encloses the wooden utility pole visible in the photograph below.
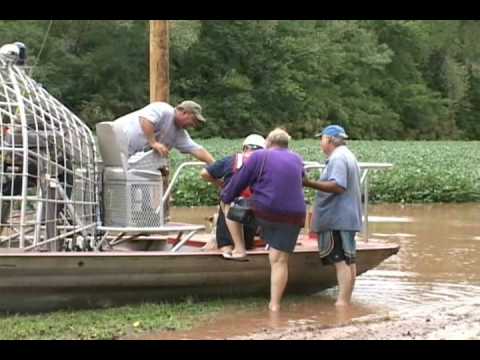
[149,20,169,103]
[149,20,172,221]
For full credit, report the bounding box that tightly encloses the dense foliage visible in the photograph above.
[169,140,480,206]
[1,20,480,140]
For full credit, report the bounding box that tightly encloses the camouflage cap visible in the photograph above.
[176,100,206,123]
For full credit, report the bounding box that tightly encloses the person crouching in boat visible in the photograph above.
[113,100,215,220]
[221,128,306,312]
[200,134,266,255]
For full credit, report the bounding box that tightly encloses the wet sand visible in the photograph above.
[230,299,480,340]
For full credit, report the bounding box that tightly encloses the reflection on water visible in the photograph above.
[367,203,480,284]
[163,203,480,339]
[367,216,414,223]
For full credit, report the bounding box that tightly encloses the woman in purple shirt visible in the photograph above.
[221,128,306,312]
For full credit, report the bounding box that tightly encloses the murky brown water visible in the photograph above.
[146,203,480,339]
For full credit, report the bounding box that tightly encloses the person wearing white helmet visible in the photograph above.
[0,42,27,66]
[242,134,265,150]
[0,43,20,64]
[200,134,266,255]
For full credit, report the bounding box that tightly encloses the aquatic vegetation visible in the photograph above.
[169,140,480,206]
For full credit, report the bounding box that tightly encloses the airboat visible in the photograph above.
[0,44,398,313]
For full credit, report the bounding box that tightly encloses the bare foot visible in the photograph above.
[201,237,218,251]
[232,251,247,258]
[269,303,280,312]
[335,300,350,307]
[220,246,233,255]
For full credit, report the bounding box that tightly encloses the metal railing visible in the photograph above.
[159,161,205,209]
[1,56,98,252]
[303,161,393,242]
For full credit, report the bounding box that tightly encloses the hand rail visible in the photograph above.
[304,161,393,172]
[155,161,205,214]
[303,161,393,243]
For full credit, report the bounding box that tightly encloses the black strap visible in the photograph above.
[258,150,268,181]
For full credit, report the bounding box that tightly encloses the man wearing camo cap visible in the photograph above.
[114,100,214,164]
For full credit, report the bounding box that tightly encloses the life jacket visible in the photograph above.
[233,151,253,198]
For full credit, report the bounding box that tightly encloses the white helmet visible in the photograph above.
[0,44,20,63]
[14,42,27,65]
[0,42,27,65]
[243,134,266,149]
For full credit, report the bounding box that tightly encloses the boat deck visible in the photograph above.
[0,232,397,256]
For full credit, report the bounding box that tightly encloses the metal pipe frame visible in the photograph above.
[159,161,205,208]
[170,230,198,252]
[1,55,98,252]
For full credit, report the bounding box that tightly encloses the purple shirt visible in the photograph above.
[221,148,306,226]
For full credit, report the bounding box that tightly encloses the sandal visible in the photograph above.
[222,252,249,262]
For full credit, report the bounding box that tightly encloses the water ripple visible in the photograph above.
[353,269,480,310]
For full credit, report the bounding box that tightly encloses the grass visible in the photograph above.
[168,139,480,205]
[0,297,268,340]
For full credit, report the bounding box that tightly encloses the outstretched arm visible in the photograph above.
[303,178,345,194]
[190,148,215,165]
[200,168,224,189]
[303,157,347,194]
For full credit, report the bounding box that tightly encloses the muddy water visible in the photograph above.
[148,203,480,339]
[355,203,480,308]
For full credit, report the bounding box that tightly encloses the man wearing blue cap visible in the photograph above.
[303,124,362,307]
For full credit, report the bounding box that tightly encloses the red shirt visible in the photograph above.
[234,152,254,198]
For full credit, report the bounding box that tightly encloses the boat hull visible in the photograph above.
[0,241,399,313]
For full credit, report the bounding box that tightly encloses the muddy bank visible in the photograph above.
[230,299,480,340]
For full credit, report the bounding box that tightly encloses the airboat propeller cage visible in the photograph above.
[1,50,98,251]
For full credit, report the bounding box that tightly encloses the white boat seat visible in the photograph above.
[96,121,129,171]
[96,121,168,173]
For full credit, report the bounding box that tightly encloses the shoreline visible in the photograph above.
[229,299,480,340]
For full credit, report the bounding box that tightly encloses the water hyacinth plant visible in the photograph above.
[168,139,480,206]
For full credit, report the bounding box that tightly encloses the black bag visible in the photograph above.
[227,198,255,225]
[226,151,269,226]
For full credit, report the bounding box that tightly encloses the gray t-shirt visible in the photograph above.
[311,145,363,232]
[113,102,203,157]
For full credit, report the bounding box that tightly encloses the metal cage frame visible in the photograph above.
[0,56,99,252]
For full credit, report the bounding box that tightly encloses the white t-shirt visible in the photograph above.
[113,102,203,157]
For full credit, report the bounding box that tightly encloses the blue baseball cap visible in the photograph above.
[315,125,348,138]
